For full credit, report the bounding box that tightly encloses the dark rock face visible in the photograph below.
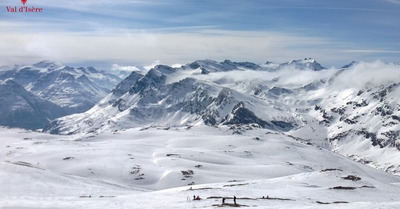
[317,80,400,152]
[342,61,357,69]
[129,69,166,94]
[268,87,293,96]
[271,120,295,132]
[222,102,269,128]
[222,102,295,131]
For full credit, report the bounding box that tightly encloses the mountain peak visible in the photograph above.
[32,60,62,69]
[282,58,326,71]
[304,57,316,62]
[342,61,357,69]
[289,58,316,64]
[153,64,176,74]
[0,78,17,86]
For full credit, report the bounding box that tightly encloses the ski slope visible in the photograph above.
[1,126,400,208]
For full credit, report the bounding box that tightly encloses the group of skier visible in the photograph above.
[221,196,237,205]
[191,195,237,205]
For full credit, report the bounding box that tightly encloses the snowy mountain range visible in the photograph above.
[45,58,324,134]
[2,58,400,208]
[0,61,124,129]
[44,59,400,178]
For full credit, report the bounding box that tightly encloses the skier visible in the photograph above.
[233,196,237,205]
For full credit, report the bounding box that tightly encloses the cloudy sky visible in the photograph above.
[0,0,399,69]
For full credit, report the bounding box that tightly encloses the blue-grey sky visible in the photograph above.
[0,0,399,69]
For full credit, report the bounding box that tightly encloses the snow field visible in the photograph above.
[1,126,400,208]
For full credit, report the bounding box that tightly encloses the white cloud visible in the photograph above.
[0,22,370,67]
[331,60,400,90]
[189,61,400,94]
[144,60,161,71]
[343,49,400,53]
[386,0,400,5]
[171,63,183,68]
[111,64,141,72]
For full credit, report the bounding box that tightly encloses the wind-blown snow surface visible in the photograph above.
[1,126,400,208]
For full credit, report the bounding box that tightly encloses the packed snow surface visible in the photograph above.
[1,126,400,208]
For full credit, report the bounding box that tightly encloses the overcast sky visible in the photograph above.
[0,0,399,69]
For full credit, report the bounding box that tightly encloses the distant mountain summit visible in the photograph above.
[184,58,325,73]
[186,59,262,74]
[279,58,326,71]
[32,60,62,69]
[0,61,124,129]
[341,61,358,69]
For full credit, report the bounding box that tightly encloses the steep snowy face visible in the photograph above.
[0,61,123,114]
[288,61,400,175]
[111,71,144,97]
[0,79,65,129]
[309,69,400,174]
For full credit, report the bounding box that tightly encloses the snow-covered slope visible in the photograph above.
[0,79,66,129]
[1,126,400,208]
[0,61,123,114]
[297,62,400,176]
